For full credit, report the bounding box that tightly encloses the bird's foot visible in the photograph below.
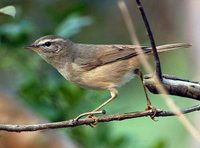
[145,104,157,120]
[74,110,106,123]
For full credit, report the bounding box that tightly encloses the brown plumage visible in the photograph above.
[26,35,191,112]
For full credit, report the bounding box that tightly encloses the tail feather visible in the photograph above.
[147,43,191,53]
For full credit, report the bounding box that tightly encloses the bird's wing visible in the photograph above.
[73,44,149,70]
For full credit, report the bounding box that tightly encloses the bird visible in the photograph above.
[26,35,191,116]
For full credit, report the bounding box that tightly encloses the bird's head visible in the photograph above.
[26,35,73,68]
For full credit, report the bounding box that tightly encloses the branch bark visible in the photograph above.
[144,74,200,100]
[0,105,200,132]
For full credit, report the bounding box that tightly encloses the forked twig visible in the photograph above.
[119,0,200,143]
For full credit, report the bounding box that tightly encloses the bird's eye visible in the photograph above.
[44,41,51,47]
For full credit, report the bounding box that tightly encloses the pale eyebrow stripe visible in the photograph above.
[37,38,64,45]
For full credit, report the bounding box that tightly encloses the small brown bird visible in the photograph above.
[26,35,190,114]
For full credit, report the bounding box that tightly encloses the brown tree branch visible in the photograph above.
[0,104,200,132]
[144,74,200,100]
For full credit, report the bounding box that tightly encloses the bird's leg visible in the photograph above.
[92,88,118,112]
[75,88,118,122]
[135,69,156,118]
[138,70,152,108]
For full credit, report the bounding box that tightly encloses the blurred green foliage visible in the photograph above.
[0,1,129,148]
[0,1,193,148]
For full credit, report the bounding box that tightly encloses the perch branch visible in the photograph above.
[0,104,200,132]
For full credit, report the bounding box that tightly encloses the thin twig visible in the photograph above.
[0,105,200,132]
[135,0,162,81]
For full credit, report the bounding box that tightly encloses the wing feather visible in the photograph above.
[72,44,149,70]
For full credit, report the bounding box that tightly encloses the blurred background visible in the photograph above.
[0,0,199,148]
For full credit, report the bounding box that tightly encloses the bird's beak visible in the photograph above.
[24,44,38,50]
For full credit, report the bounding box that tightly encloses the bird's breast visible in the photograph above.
[57,62,85,83]
[56,58,139,90]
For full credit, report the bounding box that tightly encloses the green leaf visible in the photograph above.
[0,6,16,18]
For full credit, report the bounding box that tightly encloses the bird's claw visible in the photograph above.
[145,104,157,120]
